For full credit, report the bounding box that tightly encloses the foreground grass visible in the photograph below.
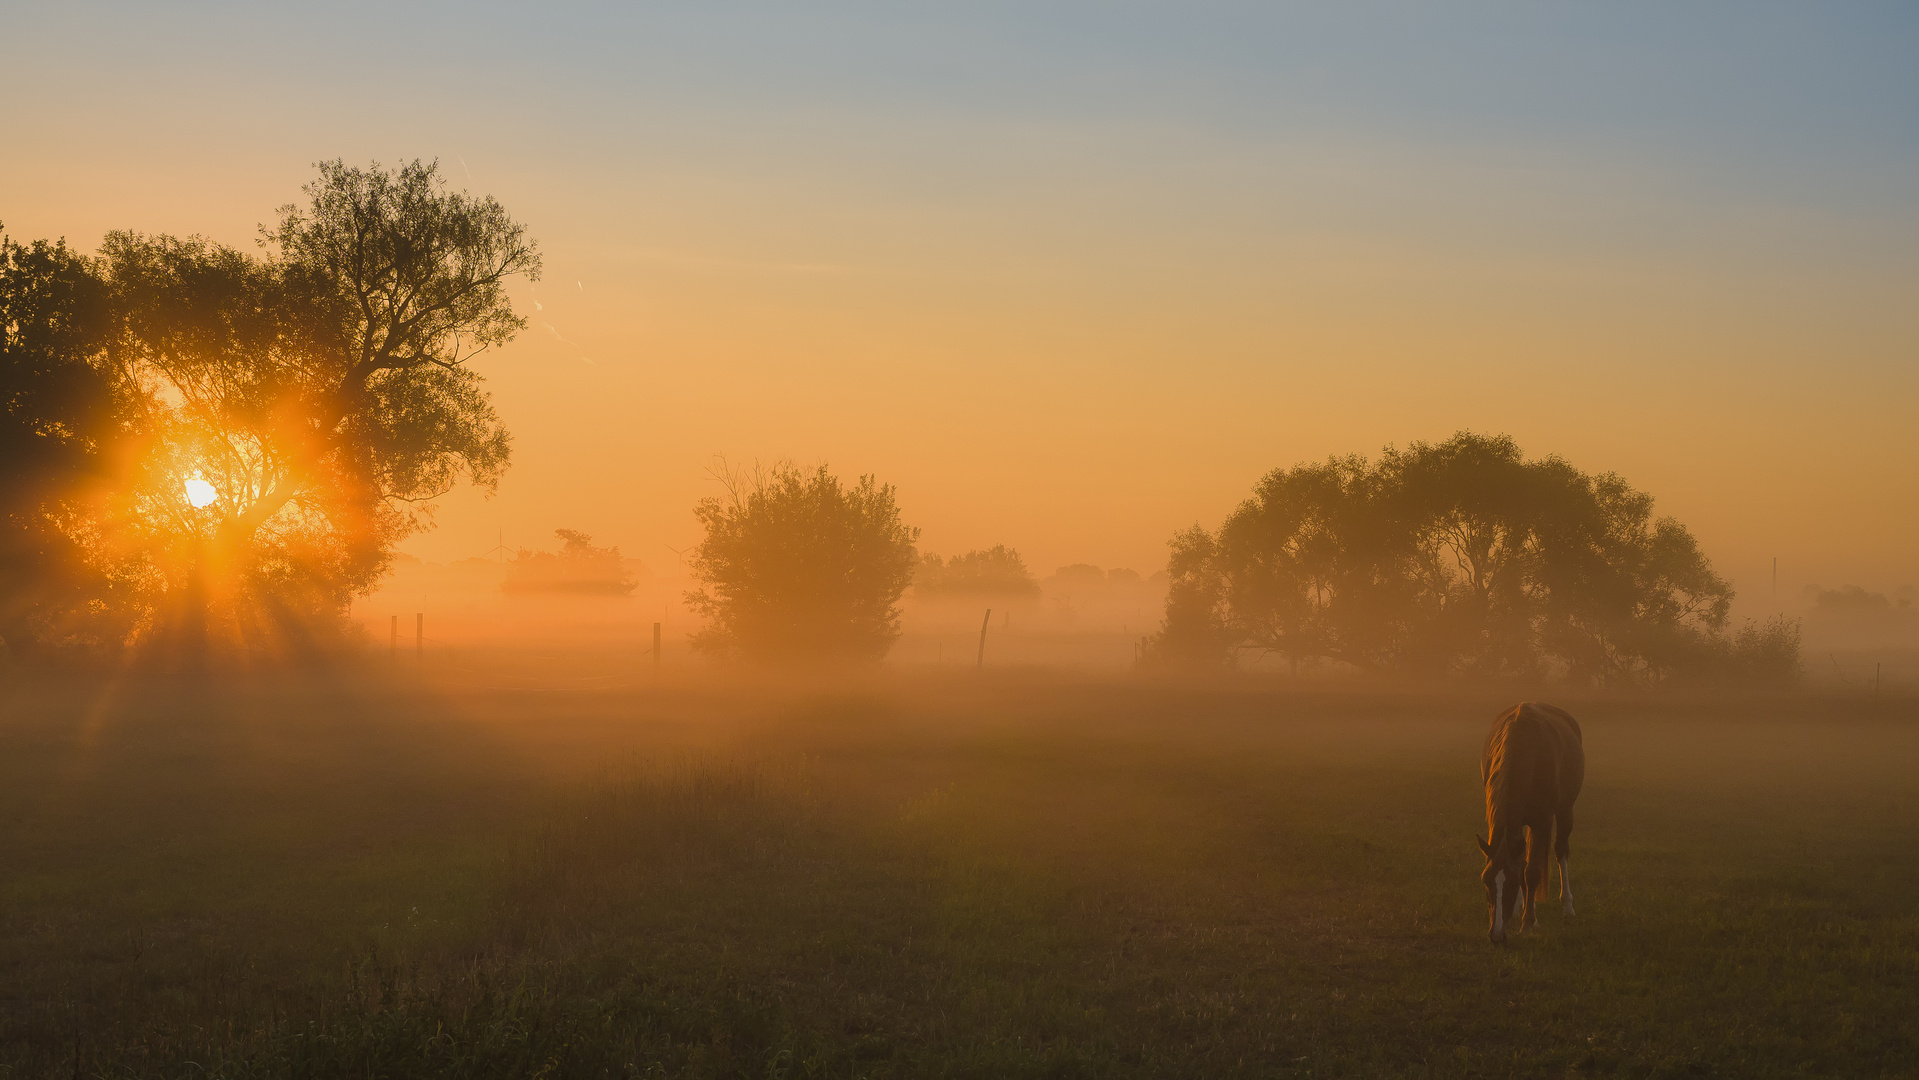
[1,667,1915,1077]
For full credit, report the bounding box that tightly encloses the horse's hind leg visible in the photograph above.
[1522,826,1551,930]
[1508,827,1529,926]
[1556,807,1576,917]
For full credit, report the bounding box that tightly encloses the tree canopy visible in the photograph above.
[686,464,919,663]
[1146,432,1770,684]
[0,229,140,650]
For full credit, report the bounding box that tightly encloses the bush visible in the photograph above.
[686,464,918,663]
[1727,615,1802,686]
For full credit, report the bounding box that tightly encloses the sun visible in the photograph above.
[183,475,218,508]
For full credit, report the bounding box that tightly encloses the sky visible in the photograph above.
[5,1,1916,611]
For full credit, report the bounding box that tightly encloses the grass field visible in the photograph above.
[2,663,1916,1077]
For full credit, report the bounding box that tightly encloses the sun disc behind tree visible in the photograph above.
[183,476,217,508]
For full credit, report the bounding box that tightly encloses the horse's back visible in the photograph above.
[1526,701,1583,747]
[1483,702,1584,808]
[1494,702,1582,753]
[1528,702,1585,806]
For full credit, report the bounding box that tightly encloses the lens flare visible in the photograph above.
[183,476,218,508]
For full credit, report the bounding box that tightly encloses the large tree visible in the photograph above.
[1,161,540,658]
[1148,432,1747,685]
[687,463,919,663]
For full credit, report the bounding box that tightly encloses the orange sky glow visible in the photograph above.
[5,4,1914,616]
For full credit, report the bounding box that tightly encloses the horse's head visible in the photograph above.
[1477,835,1522,944]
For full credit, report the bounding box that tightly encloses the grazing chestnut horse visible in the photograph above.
[1478,702,1584,944]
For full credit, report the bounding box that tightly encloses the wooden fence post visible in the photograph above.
[977,608,992,669]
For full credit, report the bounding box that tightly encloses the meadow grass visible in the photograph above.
[1,666,1915,1077]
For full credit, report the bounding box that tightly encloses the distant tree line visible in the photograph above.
[1800,585,1919,648]
[1147,432,1800,685]
[915,545,1039,598]
[1048,564,1148,592]
[503,529,635,595]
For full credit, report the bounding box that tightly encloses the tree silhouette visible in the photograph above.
[0,161,539,659]
[119,160,535,653]
[1149,432,1754,684]
[686,463,919,663]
